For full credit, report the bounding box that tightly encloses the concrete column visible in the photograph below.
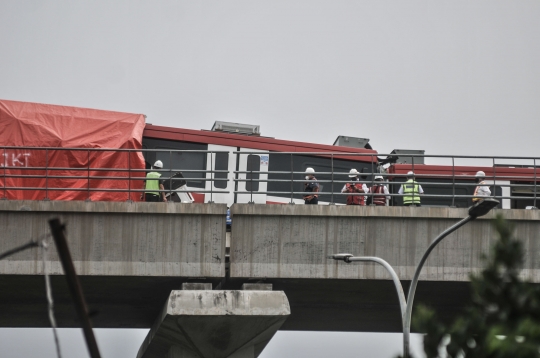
[166,346,197,358]
[137,289,290,358]
[165,346,253,358]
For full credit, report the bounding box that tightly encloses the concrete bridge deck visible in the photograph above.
[0,201,539,332]
[230,204,540,282]
[0,200,226,329]
[229,204,540,331]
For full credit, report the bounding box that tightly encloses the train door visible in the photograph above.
[483,180,510,209]
[236,148,269,204]
[205,144,236,205]
[509,181,539,209]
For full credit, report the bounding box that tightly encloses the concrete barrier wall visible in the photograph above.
[0,200,226,277]
[230,205,540,282]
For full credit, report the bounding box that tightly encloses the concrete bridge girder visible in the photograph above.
[0,200,226,277]
[0,201,539,334]
[228,204,540,332]
[230,204,540,283]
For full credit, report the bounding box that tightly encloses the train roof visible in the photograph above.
[144,124,378,163]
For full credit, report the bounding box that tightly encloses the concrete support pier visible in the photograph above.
[137,288,290,358]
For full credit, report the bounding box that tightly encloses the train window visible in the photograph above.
[141,138,208,189]
[267,153,372,204]
[154,149,206,189]
[510,183,537,209]
[143,138,208,188]
[214,153,228,189]
[246,155,260,192]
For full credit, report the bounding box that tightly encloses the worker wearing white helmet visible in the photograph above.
[369,175,390,206]
[341,168,369,205]
[303,167,319,204]
[144,160,167,202]
[398,171,424,206]
[472,170,491,203]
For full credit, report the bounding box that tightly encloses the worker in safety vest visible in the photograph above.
[144,160,167,202]
[341,169,368,205]
[369,176,390,206]
[472,170,491,203]
[303,167,319,205]
[398,171,424,206]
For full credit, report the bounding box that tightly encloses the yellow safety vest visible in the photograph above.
[403,179,421,205]
[145,172,161,196]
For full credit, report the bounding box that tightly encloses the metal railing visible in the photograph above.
[1,147,539,208]
[0,147,229,202]
[233,151,539,208]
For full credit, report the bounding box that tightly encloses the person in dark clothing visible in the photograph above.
[303,167,319,205]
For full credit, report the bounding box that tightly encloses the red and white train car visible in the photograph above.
[142,122,378,206]
[143,121,539,209]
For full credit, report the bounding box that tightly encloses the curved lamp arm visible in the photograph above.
[347,256,407,320]
[330,254,408,355]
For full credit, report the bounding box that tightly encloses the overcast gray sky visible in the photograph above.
[0,329,424,358]
[1,1,539,158]
[1,1,539,357]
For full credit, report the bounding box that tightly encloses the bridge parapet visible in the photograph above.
[230,204,540,282]
[0,200,226,277]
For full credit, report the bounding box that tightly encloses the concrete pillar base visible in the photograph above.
[137,290,290,358]
[166,345,254,358]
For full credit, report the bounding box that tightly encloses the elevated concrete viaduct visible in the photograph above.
[229,205,540,332]
[1,201,539,334]
[0,200,226,329]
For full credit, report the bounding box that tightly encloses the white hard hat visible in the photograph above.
[407,171,415,176]
[375,175,384,180]
[475,171,486,178]
[305,167,315,174]
[153,160,163,169]
[348,169,360,177]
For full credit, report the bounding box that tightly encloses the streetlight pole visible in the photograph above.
[329,199,499,358]
[403,198,499,357]
[402,215,472,356]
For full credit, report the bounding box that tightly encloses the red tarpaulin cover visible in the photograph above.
[0,99,146,201]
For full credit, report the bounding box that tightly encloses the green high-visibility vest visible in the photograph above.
[145,172,161,196]
[403,179,421,205]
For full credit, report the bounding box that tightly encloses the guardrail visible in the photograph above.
[0,147,229,202]
[1,147,538,208]
[233,151,539,209]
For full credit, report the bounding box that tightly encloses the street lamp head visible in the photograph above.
[327,253,353,263]
[468,199,500,219]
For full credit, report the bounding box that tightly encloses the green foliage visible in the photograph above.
[411,214,540,358]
